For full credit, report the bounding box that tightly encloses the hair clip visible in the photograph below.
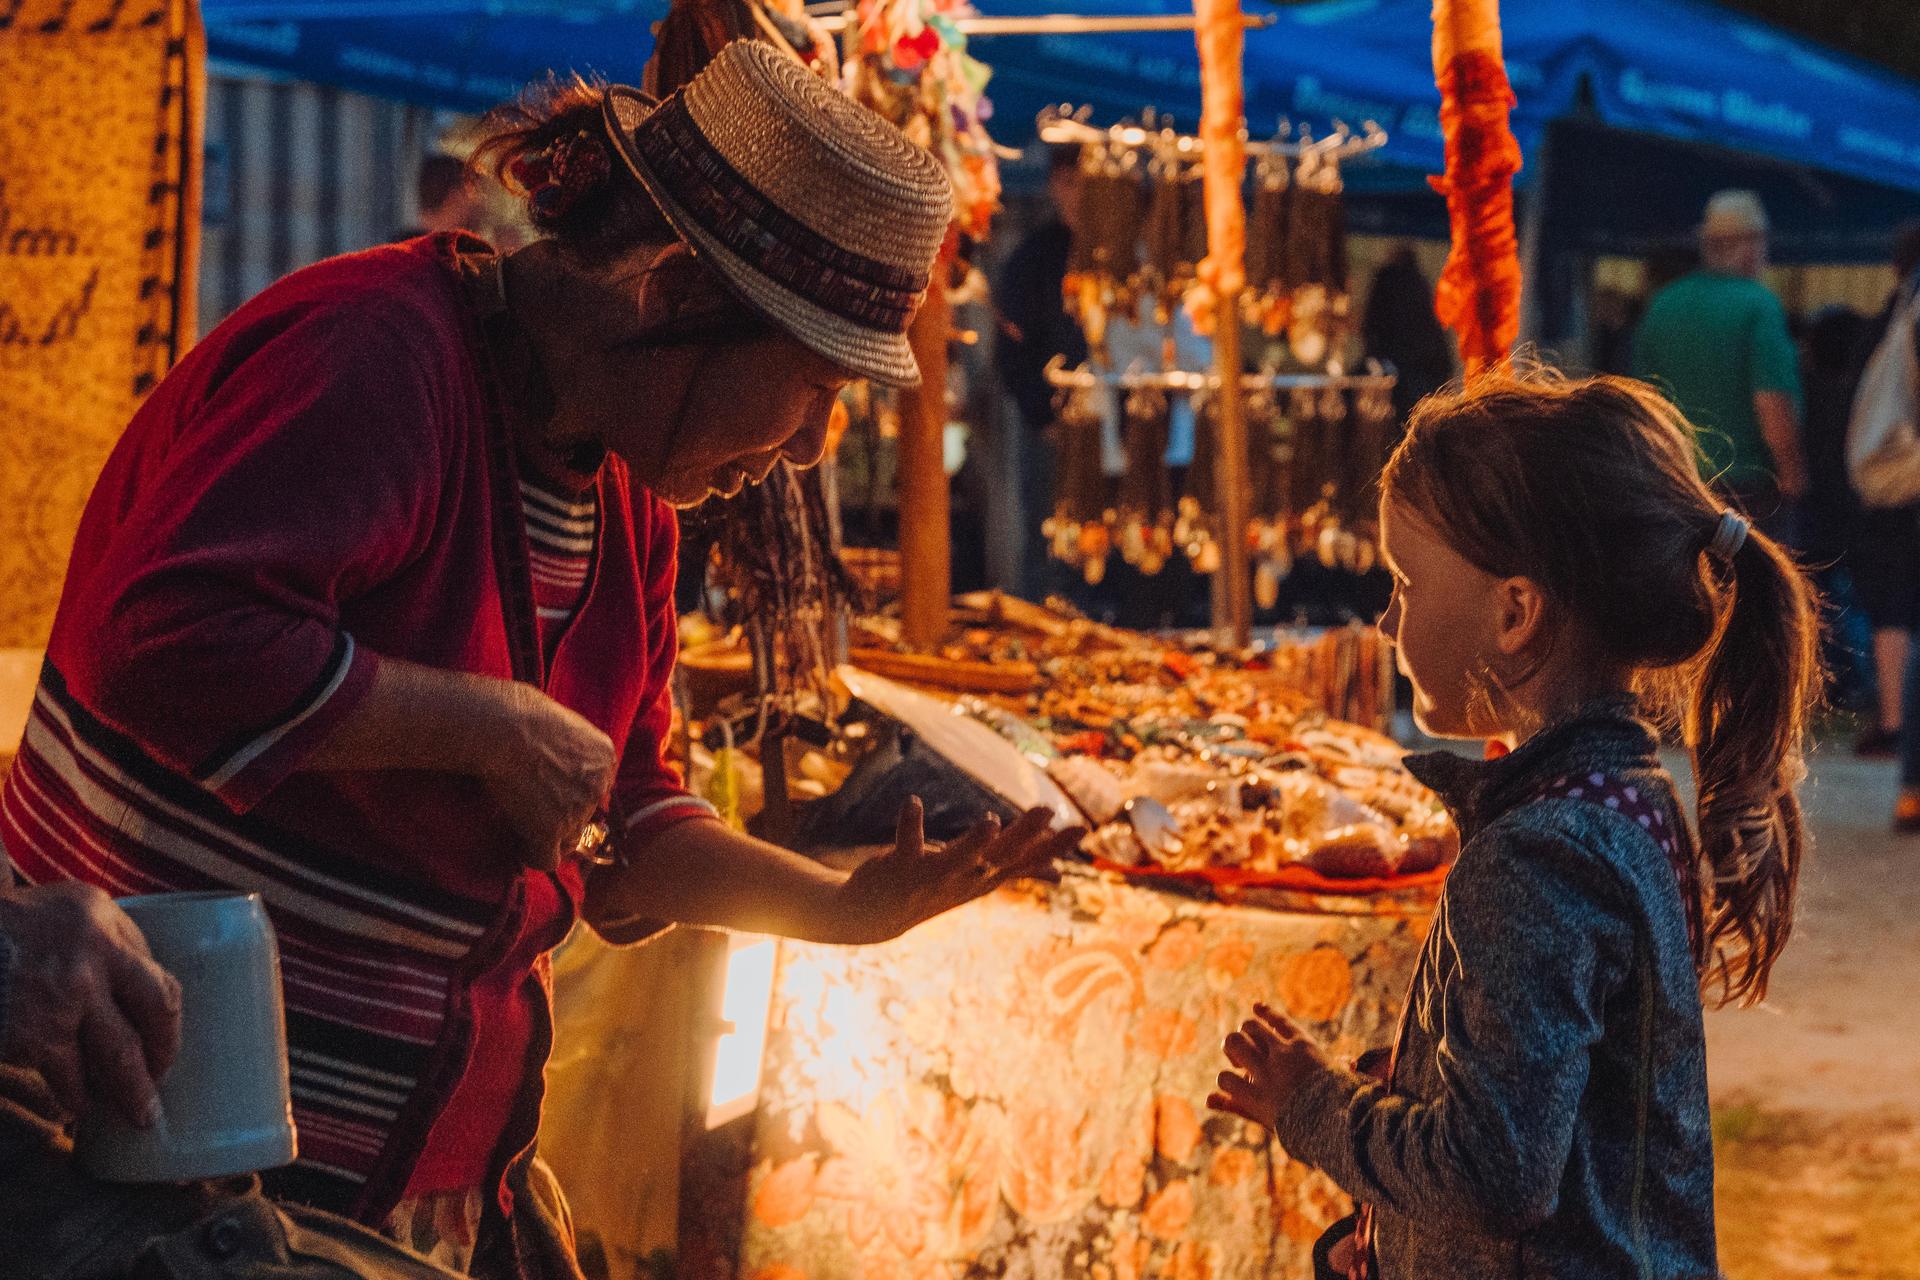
[510,129,613,222]
[1706,509,1750,564]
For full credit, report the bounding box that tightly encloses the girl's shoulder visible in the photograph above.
[1470,770,1689,929]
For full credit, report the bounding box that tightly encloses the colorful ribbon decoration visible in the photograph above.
[1429,0,1523,376]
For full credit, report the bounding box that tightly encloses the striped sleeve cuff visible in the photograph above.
[194,634,379,813]
[590,795,721,948]
[622,793,719,846]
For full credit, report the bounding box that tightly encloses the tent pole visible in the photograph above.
[1517,118,1552,346]
[1194,0,1252,648]
[898,272,952,650]
[1212,295,1253,647]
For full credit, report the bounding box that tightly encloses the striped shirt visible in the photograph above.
[519,477,597,659]
[0,236,717,1223]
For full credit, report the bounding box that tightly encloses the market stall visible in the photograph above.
[636,592,1443,1275]
[530,570,1446,1276]
[536,4,1516,1278]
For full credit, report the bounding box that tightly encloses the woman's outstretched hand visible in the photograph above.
[826,798,1085,945]
[1209,1003,1336,1130]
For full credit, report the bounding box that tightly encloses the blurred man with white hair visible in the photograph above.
[1634,190,1809,543]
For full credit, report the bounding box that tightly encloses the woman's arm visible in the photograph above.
[63,308,447,814]
[582,816,845,941]
[302,658,617,872]
[584,801,1083,945]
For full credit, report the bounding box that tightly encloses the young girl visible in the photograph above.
[1209,372,1819,1279]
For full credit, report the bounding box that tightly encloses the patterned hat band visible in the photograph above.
[629,95,928,335]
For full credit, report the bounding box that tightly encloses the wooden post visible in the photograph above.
[898,277,953,650]
[1213,304,1253,648]
[1194,0,1251,648]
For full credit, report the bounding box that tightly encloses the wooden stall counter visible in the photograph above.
[676,867,1429,1280]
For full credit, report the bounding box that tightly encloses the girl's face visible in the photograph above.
[1377,498,1509,739]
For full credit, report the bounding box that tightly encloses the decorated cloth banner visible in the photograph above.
[680,871,1429,1280]
[0,0,202,650]
[1428,0,1521,375]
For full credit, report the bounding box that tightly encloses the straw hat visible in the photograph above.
[1699,189,1769,241]
[603,40,953,387]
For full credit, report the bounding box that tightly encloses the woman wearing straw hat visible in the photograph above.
[0,39,1082,1277]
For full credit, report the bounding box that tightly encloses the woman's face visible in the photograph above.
[515,240,852,506]
[1376,497,1506,739]
[592,331,850,507]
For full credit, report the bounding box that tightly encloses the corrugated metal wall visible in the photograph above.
[198,72,437,334]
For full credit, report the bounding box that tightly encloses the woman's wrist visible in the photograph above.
[586,818,851,940]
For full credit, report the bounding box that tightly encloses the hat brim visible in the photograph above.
[604,88,925,389]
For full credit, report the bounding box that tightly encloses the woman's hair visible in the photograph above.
[1381,367,1821,1006]
[467,74,775,347]
[467,75,674,263]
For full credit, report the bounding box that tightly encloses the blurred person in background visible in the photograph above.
[1361,243,1455,423]
[1587,285,1642,378]
[1843,225,1920,761]
[1634,191,1809,545]
[398,153,490,240]
[1798,304,1878,726]
[993,146,1088,599]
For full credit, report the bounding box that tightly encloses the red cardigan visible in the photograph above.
[0,235,712,1219]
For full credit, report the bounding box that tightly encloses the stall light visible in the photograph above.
[706,937,777,1128]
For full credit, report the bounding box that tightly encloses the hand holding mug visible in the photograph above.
[0,881,182,1126]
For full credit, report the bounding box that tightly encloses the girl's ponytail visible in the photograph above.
[1684,519,1820,1006]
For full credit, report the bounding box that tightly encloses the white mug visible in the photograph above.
[76,891,298,1182]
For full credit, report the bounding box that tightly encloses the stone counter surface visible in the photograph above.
[677,869,1431,1280]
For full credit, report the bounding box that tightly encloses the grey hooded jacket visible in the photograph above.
[1273,699,1722,1278]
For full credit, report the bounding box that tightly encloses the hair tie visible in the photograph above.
[507,128,613,223]
[1706,509,1750,564]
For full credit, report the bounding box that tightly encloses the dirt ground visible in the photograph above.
[1704,741,1920,1279]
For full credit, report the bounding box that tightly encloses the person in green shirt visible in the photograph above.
[1633,190,1810,544]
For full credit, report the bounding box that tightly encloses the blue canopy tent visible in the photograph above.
[201,2,661,110]
[200,0,1920,267]
[976,0,1920,255]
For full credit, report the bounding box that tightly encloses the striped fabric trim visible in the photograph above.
[520,477,596,656]
[0,661,516,1209]
[623,794,719,833]
[518,479,595,519]
[527,549,589,584]
[198,633,357,790]
[524,523,594,556]
[14,689,484,954]
[518,484,593,538]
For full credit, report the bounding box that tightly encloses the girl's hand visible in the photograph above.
[827,798,1085,945]
[1209,1003,1335,1130]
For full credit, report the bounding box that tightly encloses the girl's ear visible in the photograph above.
[1492,575,1552,657]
